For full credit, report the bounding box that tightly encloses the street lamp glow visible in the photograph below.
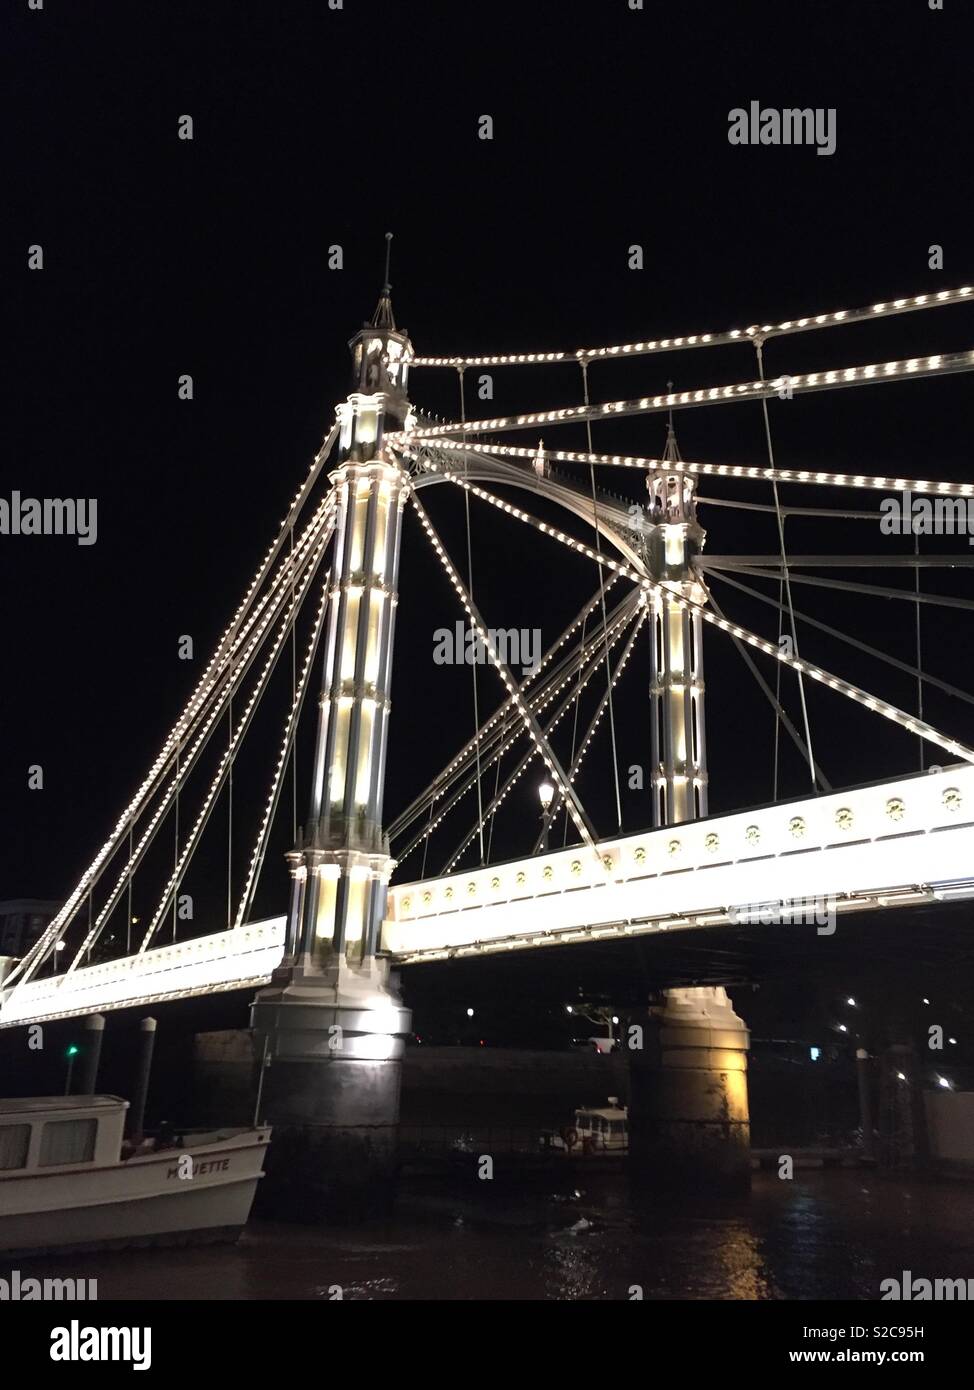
[466,1007,474,1017]
[938,1075,952,1089]
[846,997,857,1007]
[837,1023,848,1033]
[612,1016,619,1025]
[538,781,555,810]
[565,1005,573,1014]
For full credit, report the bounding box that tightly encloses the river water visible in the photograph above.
[13,1170,974,1300]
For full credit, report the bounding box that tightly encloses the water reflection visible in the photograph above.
[7,1172,974,1300]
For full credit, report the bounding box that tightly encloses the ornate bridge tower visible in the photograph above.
[251,284,414,1220]
[631,421,751,1194]
[646,423,709,826]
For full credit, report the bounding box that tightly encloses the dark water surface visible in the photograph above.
[12,1172,974,1300]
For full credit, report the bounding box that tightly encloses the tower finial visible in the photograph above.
[370,232,396,331]
[382,231,393,294]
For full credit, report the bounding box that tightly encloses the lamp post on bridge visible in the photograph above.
[538,780,554,851]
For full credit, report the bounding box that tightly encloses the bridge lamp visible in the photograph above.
[538,781,554,851]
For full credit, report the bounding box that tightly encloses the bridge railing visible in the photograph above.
[384,765,974,957]
[0,917,286,1027]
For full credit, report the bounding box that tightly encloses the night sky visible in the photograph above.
[4,0,972,944]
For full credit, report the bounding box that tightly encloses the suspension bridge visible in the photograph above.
[3,271,973,1044]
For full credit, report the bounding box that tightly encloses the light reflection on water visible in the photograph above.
[9,1172,974,1300]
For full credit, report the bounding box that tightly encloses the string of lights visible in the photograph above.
[419,438,974,499]
[388,575,623,838]
[394,596,640,866]
[21,502,336,986]
[136,532,329,957]
[400,350,974,440]
[444,607,646,873]
[439,471,974,767]
[234,568,333,929]
[410,492,603,857]
[405,286,974,368]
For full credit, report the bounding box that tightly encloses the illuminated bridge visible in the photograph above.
[3,268,973,1204]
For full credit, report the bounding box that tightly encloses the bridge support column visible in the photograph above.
[251,287,414,1222]
[628,986,751,1193]
[251,957,410,1222]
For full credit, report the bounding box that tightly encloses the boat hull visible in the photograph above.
[1,1132,270,1258]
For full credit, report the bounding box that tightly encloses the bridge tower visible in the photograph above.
[630,420,751,1193]
[647,420,709,826]
[250,280,413,1220]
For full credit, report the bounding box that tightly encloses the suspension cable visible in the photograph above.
[754,338,817,792]
[458,367,486,864]
[915,528,924,771]
[581,359,623,831]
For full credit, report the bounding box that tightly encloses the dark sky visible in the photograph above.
[3,0,972,937]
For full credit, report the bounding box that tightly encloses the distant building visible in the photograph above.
[0,899,60,959]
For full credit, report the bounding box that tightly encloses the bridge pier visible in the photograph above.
[251,957,410,1222]
[628,986,751,1194]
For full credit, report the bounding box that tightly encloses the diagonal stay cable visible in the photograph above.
[396,592,640,870]
[435,472,974,764]
[754,337,815,791]
[409,491,601,853]
[707,590,831,791]
[436,597,642,873]
[704,567,974,710]
[579,360,623,831]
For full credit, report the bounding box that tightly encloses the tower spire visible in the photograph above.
[370,232,396,330]
[664,380,680,461]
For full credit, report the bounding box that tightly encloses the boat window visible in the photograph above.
[39,1117,98,1167]
[0,1123,30,1170]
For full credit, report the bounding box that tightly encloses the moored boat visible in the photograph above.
[0,1095,271,1257]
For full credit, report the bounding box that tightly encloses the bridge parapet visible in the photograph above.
[0,917,286,1028]
[383,765,974,959]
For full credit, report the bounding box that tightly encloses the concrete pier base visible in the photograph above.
[250,957,411,1223]
[628,986,751,1194]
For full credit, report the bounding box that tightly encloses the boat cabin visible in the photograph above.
[572,1100,628,1151]
[0,1096,128,1176]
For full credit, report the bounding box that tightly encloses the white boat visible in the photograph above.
[540,1097,629,1154]
[0,1095,271,1257]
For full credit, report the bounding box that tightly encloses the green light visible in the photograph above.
[66,1045,79,1057]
